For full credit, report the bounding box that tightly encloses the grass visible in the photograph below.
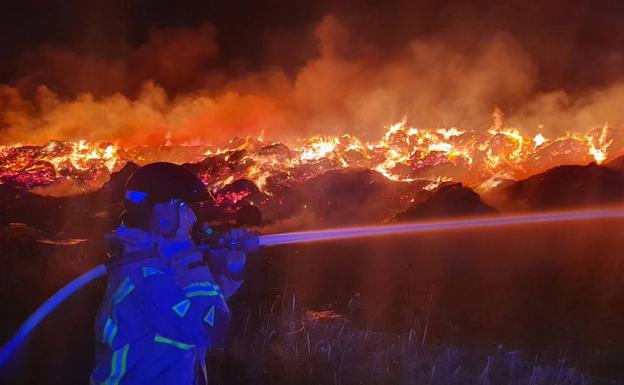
[207,295,604,385]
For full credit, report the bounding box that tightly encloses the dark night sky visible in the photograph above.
[1,0,320,85]
[2,0,624,94]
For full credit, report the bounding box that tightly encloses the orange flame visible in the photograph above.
[0,108,616,196]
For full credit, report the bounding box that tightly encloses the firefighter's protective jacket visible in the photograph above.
[90,222,243,385]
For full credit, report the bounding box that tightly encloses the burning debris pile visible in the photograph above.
[1,105,623,239]
[0,140,121,190]
[0,109,617,200]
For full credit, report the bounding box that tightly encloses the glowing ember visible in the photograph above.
[0,109,617,195]
[0,140,123,190]
[585,123,612,164]
[214,190,252,206]
[533,133,547,147]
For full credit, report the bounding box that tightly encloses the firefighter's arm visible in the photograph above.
[205,248,245,298]
[139,253,231,348]
[204,228,260,298]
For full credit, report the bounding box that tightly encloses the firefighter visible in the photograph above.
[90,162,257,385]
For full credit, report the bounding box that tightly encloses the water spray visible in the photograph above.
[3,206,624,366]
[258,207,624,246]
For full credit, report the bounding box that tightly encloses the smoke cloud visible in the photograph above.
[1,7,624,146]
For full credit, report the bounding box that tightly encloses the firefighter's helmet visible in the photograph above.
[123,162,207,229]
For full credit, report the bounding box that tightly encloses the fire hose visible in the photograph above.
[2,207,624,366]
